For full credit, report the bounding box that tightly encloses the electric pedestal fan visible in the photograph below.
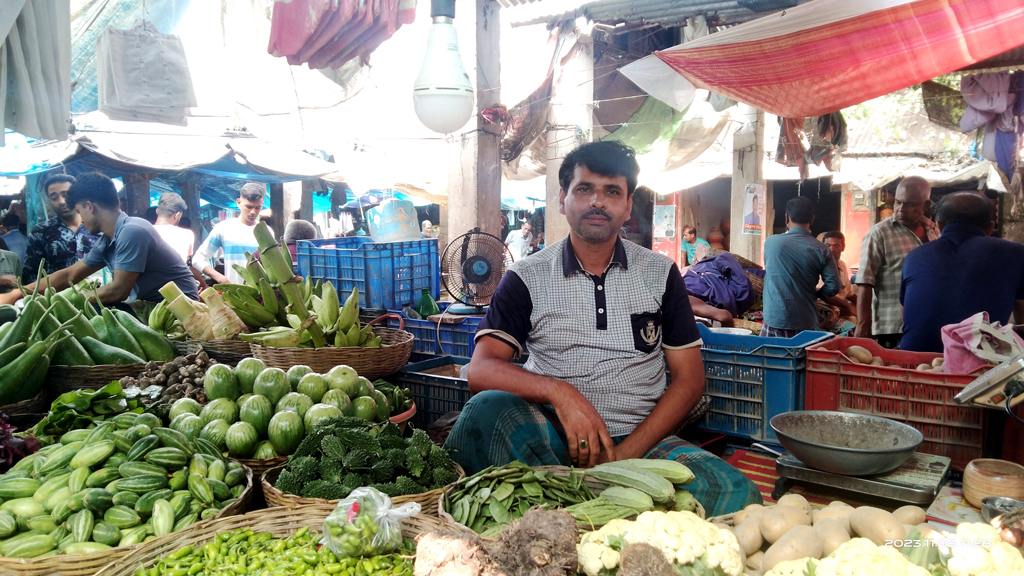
[441,227,512,315]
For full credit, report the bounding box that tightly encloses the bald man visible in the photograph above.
[900,193,1024,352]
[855,176,939,348]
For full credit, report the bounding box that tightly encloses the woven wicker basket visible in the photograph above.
[0,390,48,418]
[183,339,252,365]
[261,461,465,515]
[93,504,446,576]
[705,248,762,270]
[745,271,764,295]
[45,364,147,397]
[0,462,253,576]
[436,465,705,536]
[250,324,413,378]
[733,318,763,335]
[707,512,736,527]
[235,455,289,480]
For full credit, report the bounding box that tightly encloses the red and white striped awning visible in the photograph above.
[622,0,1024,117]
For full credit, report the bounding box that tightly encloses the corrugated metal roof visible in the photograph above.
[502,0,804,27]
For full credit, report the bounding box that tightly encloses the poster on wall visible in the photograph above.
[742,183,763,235]
[653,205,676,240]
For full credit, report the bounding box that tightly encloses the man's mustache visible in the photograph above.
[581,209,611,221]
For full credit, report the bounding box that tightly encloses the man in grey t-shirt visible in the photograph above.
[0,173,198,306]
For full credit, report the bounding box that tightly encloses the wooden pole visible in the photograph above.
[269,183,285,239]
[123,173,155,218]
[179,173,203,244]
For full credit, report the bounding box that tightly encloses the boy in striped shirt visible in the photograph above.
[193,183,272,285]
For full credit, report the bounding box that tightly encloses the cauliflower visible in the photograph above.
[815,538,930,576]
[947,522,1024,576]
[576,511,744,576]
[765,558,817,576]
[577,541,621,576]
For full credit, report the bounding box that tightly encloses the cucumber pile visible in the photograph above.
[0,412,247,559]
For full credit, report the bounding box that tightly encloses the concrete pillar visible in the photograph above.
[281,180,304,238]
[728,104,765,264]
[447,0,502,240]
[123,173,154,218]
[545,28,594,245]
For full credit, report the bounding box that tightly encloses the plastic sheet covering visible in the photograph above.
[96,20,197,125]
[624,0,1024,118]
[601,96,687,156]
[1,0,71,146]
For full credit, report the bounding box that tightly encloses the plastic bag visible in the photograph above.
[322,487,421,558]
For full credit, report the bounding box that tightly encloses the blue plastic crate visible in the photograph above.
[386,303,485,357]
[296,237,440,310]
[388,356,471,426]
[695,324,833,442]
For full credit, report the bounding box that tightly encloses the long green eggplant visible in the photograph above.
[100,309,145,360]
[112,310,174,362]
[79,337,144,366]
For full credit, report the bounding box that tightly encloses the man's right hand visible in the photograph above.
[551,383,616,468]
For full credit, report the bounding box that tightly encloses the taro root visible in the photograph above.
[619,543,674,576]
[415,509,578,576]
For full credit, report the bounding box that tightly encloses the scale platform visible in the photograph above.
[773,452,951,506]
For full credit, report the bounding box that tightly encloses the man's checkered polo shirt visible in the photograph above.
[475,237,702,437]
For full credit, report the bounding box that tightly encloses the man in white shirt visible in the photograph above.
[154,194,194,263]
[505,221,534,261]
[192,183,272,285]
[818,230,856,318]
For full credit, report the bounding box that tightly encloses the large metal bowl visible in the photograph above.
[770,411,923,476]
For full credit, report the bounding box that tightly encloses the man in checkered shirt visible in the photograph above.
[444,141,762,516]
[855,176,939,349]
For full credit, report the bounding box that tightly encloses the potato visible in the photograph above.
[812,506,852,535]
[827,500,852,508]
[777,494,811,515]
[932,357,945,368]
[813,518,851,556]
[746,551,764,576]
[735,504,766,527]
[760,505,811,544]
[850,506,906,547]
[763,525,822,572]
[916,363,932,371]
[846,345,872,363]
[870,357,884,366]
[733,518,765,556]
[892,505,926,526]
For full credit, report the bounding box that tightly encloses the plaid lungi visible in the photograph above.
[443,390,762,516]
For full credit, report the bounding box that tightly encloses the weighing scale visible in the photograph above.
[773,452,951,506]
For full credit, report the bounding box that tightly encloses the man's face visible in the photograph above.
[47,182,75,220]
[894,186,929,228]
[824,237,845,262]
[559,166,632,244]
[752,197,760,214]
[238,196,264,226]
[521,223,532,237]
[683,230,695,243]
[75,201,102,234]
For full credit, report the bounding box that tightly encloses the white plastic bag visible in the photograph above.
[322,487,420,558]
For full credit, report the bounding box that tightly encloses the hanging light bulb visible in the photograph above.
[412,0,475,134]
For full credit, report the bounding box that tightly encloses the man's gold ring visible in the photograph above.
[579,439,587,449]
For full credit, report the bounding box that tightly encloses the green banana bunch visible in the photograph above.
[213,283,261,300]
[241,316,316,347]
[258,278,279,316]
[337,287,359,333]
[231,264,257,287]
[222,290,276,328]
[147,299,184,338]
[322,282,339,329]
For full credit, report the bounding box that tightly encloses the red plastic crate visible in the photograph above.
[805,337,989,470]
